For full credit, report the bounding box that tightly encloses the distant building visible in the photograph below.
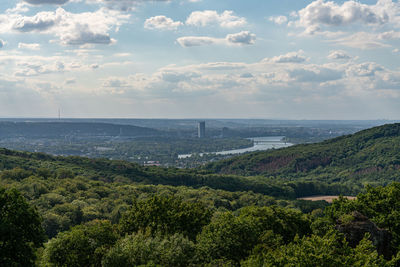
[198,121,205,138]
[221,127,229,138]
[143,161,161,166]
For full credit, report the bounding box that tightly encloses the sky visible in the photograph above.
[0,0,399,119]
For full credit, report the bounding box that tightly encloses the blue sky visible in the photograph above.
[0,0,399,119]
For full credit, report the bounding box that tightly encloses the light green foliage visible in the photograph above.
[102,231,195,267]
[243,232,388,267]
[41,220,118,267]
[0,187,45,266]
[196,206,310,264]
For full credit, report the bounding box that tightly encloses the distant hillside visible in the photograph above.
[0,122,161,138]
[206,123,400,193]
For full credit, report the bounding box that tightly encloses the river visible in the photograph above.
[178,136,293,159]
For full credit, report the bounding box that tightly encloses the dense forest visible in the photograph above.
[1,123,400,266]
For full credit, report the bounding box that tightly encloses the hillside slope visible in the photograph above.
[0,148,293,198]
[206,123,400,191]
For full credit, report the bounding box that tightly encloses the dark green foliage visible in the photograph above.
[119,195,212,240]
[42,220,118,267]
[239,206,311,243]
[0,187,45,266]
[102,231,195,267]
[196,212,257,263]
[0,167,32,181]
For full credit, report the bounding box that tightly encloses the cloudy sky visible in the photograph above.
[0,0,400,119]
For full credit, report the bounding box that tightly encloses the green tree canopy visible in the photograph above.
[41,220,118,267]
[102,231,195,267]
[119,195,212,240]
[0,187,45,266]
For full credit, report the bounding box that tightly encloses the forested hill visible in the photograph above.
[206,123,400,191]
[0,122,161,138]
[0,148,293,198]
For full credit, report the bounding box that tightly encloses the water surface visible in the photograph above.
[178,136,292,159]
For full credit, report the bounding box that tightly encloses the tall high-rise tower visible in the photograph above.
[198,121,205,138]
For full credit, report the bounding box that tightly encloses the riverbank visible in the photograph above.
[178,136,292,159]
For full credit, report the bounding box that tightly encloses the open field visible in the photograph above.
[297,195,356,203]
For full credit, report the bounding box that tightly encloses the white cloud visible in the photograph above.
[0,40,4,48]
[295,0,395,34]
[177,36,219,47]
[23,0,70,5]
[194,62,246,71]
[269,50,307,63]
[226,31,256,45]
[269,16,287,25]
[289,67,343,83]
[186,10,246,28]
[14,61,66,77]
[379,30,400,40]
[332,32,390,50]
[284,0,400,51]
[0,50,104,79]
[0,7,129,46]
[144,16,183,31]
[59,23,115,45]
[177,31,256,47]
[6,3,30,14]
[103,77,130,87]
[18,43,41,50]
[346,62,384,77]
[327,50,351,60]
[161,71,201,83]
[113,52,132,57]
[93,56,400,113]
[1,46,399,118]
[13,10,58,32]
[86,0,171,12]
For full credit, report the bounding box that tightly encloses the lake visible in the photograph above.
[178,136,292,159]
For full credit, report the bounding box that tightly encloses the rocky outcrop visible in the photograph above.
[336,211,392,259]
